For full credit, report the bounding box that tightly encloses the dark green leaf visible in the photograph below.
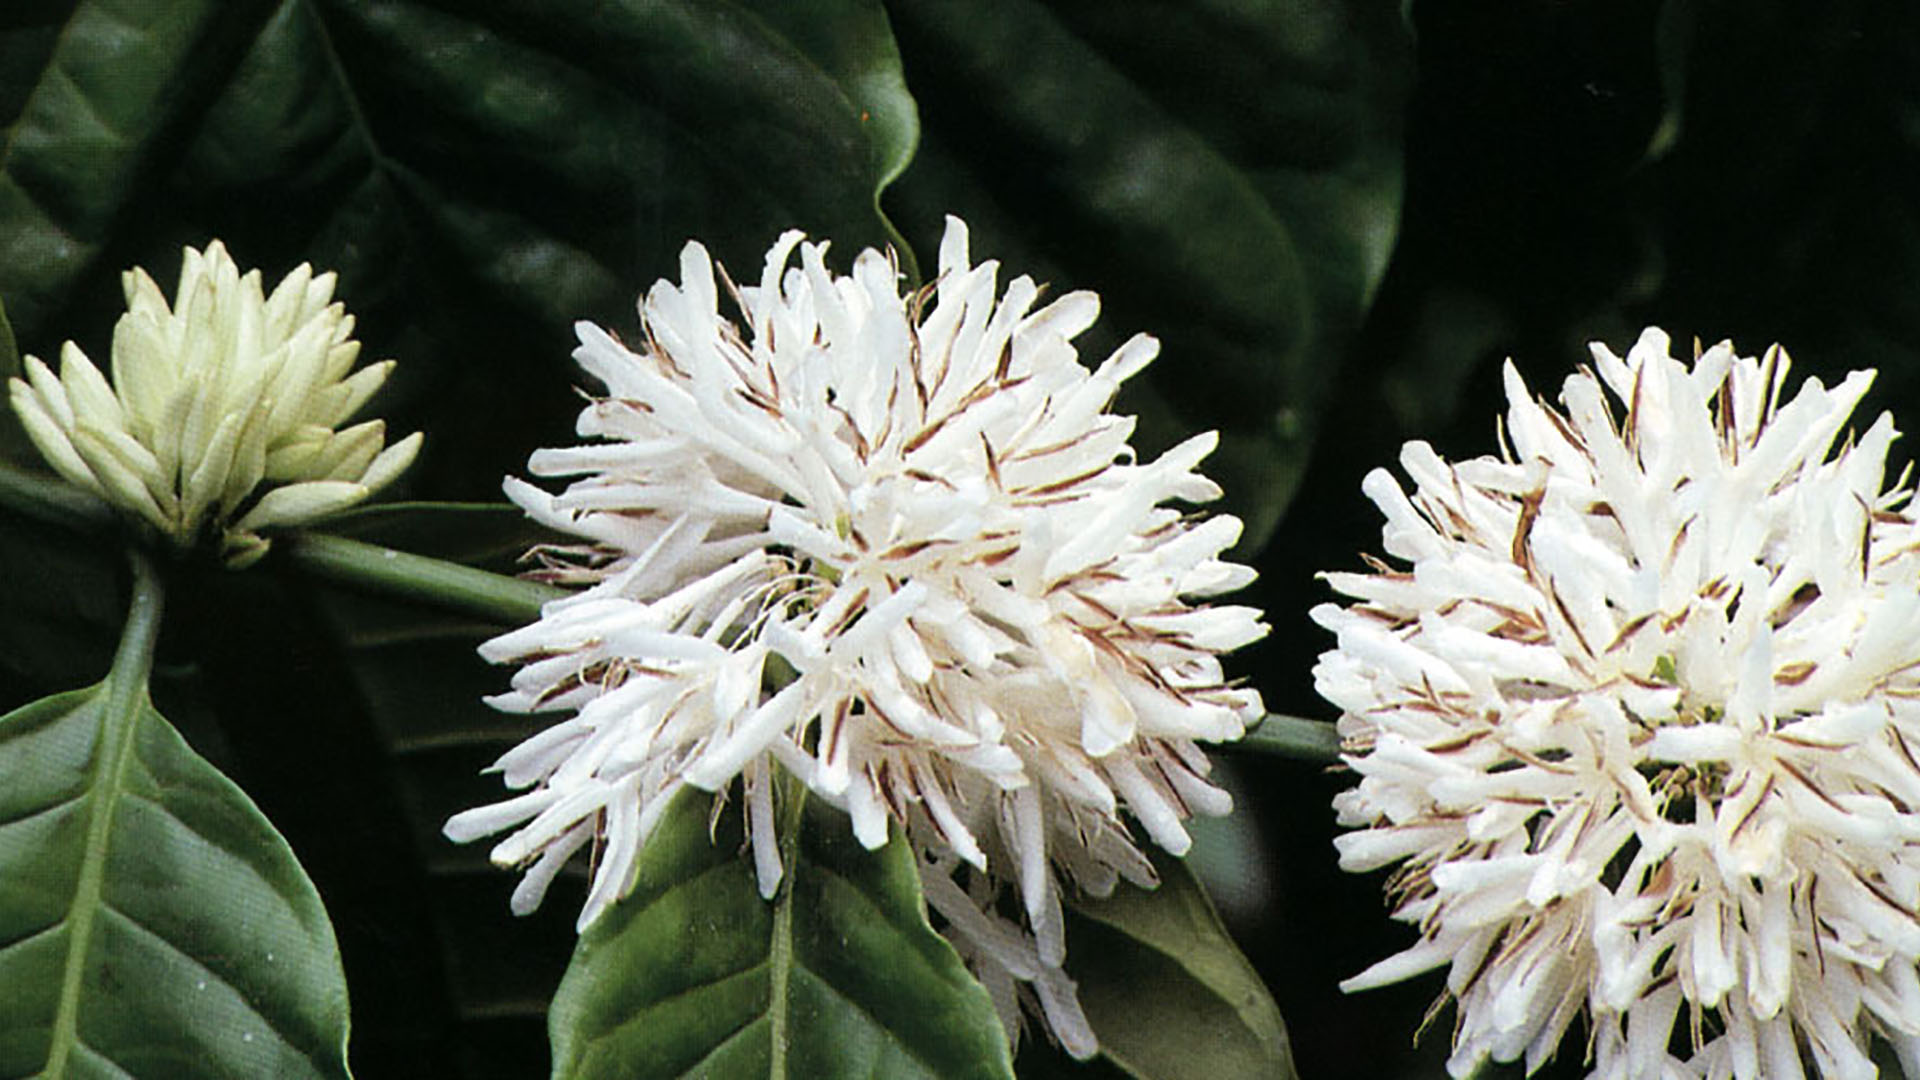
[548,788,1016,1080]
[883,0,1410,550]
[1067,853,1294,1080]
[0,0,278,337]
[0,556,352,1078]
[726,2,921,268]
[155,548,572,1077]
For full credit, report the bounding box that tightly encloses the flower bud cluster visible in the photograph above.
[8,242,419,565]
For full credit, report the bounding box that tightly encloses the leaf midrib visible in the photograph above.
[42,551,165,1077]
[771,820,959,1080]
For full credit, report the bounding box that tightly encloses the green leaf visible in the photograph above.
[728,2,922,270]
[0,552,352,1078]
[227,498,587,1069]
[1066,853,1295,1080]
[883,0,1410,550]
[548,787,1016,1080]
[0,0,278,338]
[163,543,576,1077]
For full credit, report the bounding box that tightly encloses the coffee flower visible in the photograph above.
[1316,328,1920,1078]
[445,217,1266,1055]
[8,241,420,566]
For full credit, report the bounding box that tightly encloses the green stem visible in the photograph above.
[44,547,166,1075]
[1234,713,1344,764]
[280,531,564,625]
[0,463,561,626]
[766,773,807,1080]
[106,547,167,687]
[0,459,114,534]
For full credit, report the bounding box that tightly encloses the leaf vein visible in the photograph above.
[0,913,66,955]
[0,785,90,831]
[674,1013,769,1080]
[47,62,127,146]
[99,902,322,1063]
[70,1037,137,1079]
[584,957,771,1049]
[121,789,283,888]
[793,963,944,1076]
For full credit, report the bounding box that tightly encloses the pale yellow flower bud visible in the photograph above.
[7,241,421,566]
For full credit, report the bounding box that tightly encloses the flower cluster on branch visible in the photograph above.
[444,218,1267,1055]
[7,242,419,566]
[1319,328,1920,1079]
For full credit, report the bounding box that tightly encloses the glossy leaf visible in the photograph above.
[0,556,352,1078]
[548,789,1016,1080]
[883,0,1410,550]
[1067,853,1295,1080]
[0,0,275,337]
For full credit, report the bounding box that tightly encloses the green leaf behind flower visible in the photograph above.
[0,0,280,337]
[1065,853,1296,1080]
[882,0,1410,551]
[548,788,1016,1080]
[0,488,122,702]
[0,555,351,1078]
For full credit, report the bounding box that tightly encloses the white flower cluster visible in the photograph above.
[445,217,1266,1055]
[1317,328,1920,1079]
[8,242,420,565]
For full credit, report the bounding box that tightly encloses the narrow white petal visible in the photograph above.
[232,479,368,533]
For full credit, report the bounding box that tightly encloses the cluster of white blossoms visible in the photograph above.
[1316,327,1920,1079]
[8,242,420,566]
[444,217,1266,1055]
